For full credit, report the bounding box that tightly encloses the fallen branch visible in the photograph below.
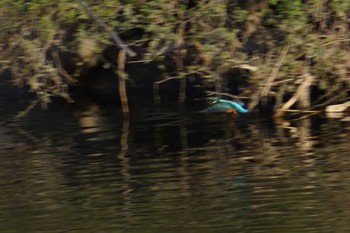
[279,109,320,113]
[274,72,314,118]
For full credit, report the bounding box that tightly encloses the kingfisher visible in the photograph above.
[199,97,248,114]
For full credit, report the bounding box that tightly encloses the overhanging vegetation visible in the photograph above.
[0,0,349,116]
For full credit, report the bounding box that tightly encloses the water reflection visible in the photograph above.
[0,101,349,232]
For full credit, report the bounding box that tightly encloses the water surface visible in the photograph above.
[0,100,349,233]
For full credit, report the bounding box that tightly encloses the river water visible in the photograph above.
[0,99,349,233]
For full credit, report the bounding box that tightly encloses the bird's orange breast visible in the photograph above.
[225,108,238,114]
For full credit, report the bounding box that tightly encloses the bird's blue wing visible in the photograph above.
[220,99,249,113]
[228,101,248,113]
[199,103,232,113]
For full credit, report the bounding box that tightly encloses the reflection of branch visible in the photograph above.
[279,109,319,113]
[118,119,130,160]
[117,118,133,219]
[178,124,191,197]
[117,119,130,183]
[75,0,136,57]
[117,118,131,189]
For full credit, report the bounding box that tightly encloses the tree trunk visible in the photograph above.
[176,5,186,103]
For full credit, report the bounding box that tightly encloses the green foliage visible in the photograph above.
[329,0,350,17]
[265,0,308,42]
[0,0,349,109]
[233,8,249,23]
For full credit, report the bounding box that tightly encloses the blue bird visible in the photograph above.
[200,97,248,114]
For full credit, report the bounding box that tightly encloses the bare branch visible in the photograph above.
[261,46,290,97]
[51,49,77,85]
[15,99,40,118]
[117,50,130,115]
[205,91,249,99]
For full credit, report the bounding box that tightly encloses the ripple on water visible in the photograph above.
[0,105,349,232]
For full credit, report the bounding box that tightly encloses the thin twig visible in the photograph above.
[321,39,350,47]
[154,76,179,84]
[205,91,249,99]
[15,99,39,118]
[296,111,321,120]
[309,88,350,110]
[261,46,290,97]
[248,47,290,111]
[51,49,77,85]
[271,78,294,86]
